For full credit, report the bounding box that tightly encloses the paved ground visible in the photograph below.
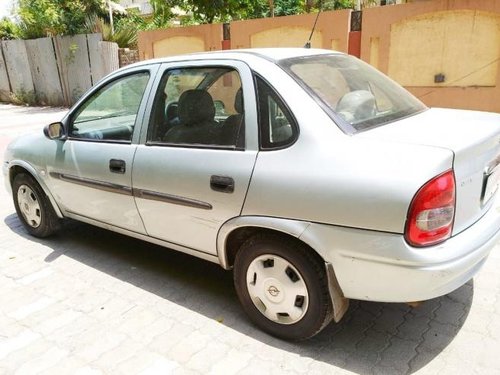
[0,103,499,374]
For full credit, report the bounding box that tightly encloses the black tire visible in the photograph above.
[233,233,333,340]
[12,173,60,238]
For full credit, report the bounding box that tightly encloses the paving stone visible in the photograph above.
[0,329,41,361]
[419,320,458,353]
[1,336,49,372]
[89,339,144,372]
[0,321,24,341]
[16,267,54,285]
[434,297,468,326]
[72,330,128,363]
[14,346,68,375]
[167,330,211,364]
[148,323,196,354]
[74,366,105,375]
[114,351,178,375]
[462,307,494,335]
[39,357,92,375]
[395,314,431,342]
[138,357,180,374]
[184,340,230,373]
[378,336,418,373]
[208,348,254,375]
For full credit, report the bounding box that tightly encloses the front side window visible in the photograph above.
[148,67,244,149]
[70,72,150,142]
[279,54,427,133]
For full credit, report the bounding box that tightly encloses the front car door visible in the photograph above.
[132,60,258,255]
[46,65,158,233]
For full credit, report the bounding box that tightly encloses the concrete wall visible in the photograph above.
[0,34,119,106]
[361,0,500,112]
[1,39,35,101]
[0,48,10,102]
[25,38,64,106]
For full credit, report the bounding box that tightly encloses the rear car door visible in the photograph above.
[46,66,158,233]
[132,60,258,255]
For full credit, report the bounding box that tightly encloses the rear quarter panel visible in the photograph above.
[243,60,454,233]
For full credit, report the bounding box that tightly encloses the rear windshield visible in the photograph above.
[279,54,427,133]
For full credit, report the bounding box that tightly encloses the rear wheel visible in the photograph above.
[12,173,60,238]
[234,234,333,340]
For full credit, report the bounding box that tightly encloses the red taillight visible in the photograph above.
[405,170,456,247]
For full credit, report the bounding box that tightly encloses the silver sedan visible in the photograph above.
[4,48,500,340]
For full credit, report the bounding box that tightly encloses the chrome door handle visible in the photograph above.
[210,175,234,193]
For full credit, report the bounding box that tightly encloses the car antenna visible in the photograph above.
[304,1,323,48]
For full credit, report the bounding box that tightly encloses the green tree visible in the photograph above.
[272,0,303,16]
[85,15,138,48]
[0,17,20,40]
[17,0,105,39]
[305,0,354,12]
[181,0,267,24]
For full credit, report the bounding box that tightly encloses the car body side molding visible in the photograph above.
[49,172,213,210]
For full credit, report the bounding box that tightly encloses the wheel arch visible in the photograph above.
[217,216,349,323]
[217,216,311,270]
[9,161,64,219]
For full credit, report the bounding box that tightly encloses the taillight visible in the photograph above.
[405,170,456,247]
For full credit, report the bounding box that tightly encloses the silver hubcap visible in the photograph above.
[17,185,41,228]
[246,254,309,325]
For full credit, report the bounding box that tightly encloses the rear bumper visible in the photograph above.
[300,195,500,302]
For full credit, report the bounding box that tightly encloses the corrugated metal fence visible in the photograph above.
[0,34,119,106]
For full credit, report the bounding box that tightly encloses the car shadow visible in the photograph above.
[4,214,473,375]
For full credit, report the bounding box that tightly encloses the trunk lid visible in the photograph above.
[359,108,500,235]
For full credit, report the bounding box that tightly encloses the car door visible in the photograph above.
[132,60,258,254]
[46,66,158,233]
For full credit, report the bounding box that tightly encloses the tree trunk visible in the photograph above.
[305,0,315,13]
[268,0,274,17]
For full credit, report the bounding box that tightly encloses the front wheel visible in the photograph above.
[12,173,60,238]
[233,234,333,340]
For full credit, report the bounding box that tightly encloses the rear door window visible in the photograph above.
[148,67,244,149]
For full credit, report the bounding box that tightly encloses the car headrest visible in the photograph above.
[234,88,243,114]
[178,90,215,125]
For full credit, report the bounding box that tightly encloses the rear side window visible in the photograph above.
[255,76,298,150]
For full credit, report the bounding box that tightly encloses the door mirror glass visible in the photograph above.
[44,122,65,140]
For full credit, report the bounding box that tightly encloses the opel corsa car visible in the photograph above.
[4,49,500,340]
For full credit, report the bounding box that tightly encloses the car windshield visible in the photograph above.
[279,54,427,133]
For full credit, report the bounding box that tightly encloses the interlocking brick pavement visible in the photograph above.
[0,103,499,374]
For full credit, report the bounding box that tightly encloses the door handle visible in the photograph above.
[109,159,126,174]
[210,175,234,193]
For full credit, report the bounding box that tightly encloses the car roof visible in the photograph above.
[128,48,342,69]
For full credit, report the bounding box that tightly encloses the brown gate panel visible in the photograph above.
[230,10,351,52]
[138,24,224,60]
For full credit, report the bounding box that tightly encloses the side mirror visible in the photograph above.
[43,122,65,140]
